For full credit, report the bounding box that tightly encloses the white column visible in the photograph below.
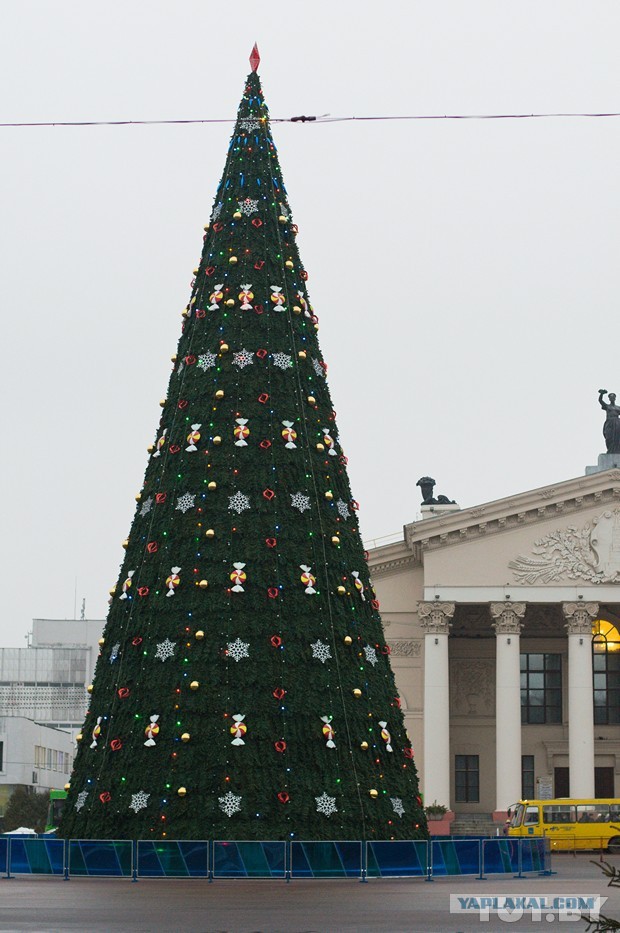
[419,602,455,809]
[490,602,526,814]
[563,602,598,798]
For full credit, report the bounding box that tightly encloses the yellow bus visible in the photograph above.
[507,799,620,851]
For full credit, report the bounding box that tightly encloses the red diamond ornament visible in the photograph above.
[249,43,260,73]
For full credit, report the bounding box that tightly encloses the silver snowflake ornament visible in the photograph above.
[364,645,378,667]
[219,791,242,818]
[290,492,311,513]
[336,499,350,520]
[312,357,325,378]
[279,202,290,221]
[315,792,338,818]
[239,119,260,133]
[75,791,88,812]
[238,197,259,216]
[227,638,250,663]
[197,351,217,371]
[311,640,332,664]
[129,790,150,814]
[140,496,153,517]
[228,491,251,515]
[155,638,176,662]
[390,797,405,818]
[272,352,292,370]
[211,201,223,220]
[232,349,254,369]
[109,642,120,664]
[176,492,196,514]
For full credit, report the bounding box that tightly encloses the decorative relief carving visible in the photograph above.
[450,659,495,716]
[562,601,599,635]
[418,602,455,634]
[509,510,620,584]
[489,602,526,634]
[389,639,422,657]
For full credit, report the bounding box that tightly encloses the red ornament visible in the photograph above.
[117,687,130,699]
[301,270,308,280]
[272,687,286,700]
[155,493,167,504]
[262,489,275,500]
[363,550,369,561]
[205,266,215,276]
[196,308,206,319]
[274,741,287,753]
[310,314,319,325]
[351,500,360,510]
[99,792,111,804]
[178,400,188,410]
[110,738,123,751]
[138,586,149,597]
[169,444,180,454]
[403,748,414,760]
[146,542,158,554]
[270,635,282,648]
[131,637,143,647]
[291,224,299,235]
[267,587,279,599]
[382,645,391,655]
[393,695,401,707]
[256,348,267,359]
[371,599,380,610]
[251,218,263,228]
[340,455,349,465]
[258,393,269,404]
[328,410,337,421]
[277,791,290,804]
[249,42,260,72]
[185,355,196,365]
[254,303,264,315]
[254,259,265,270]
[259,439,272,450]
[212,222,223,232]
[265,538,277,548]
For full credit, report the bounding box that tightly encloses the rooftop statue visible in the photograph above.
[416,476,456,505]
[598,390,620,454]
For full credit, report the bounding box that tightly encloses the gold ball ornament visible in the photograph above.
[193,268,199,275]
[190,681,200,691]
[177,787,187,797]
[181,733,191,743]
[213,436,222,445]
[228,255,238,264]
[76,734,83,742]
[337,586,347,597]
[324,490,334,501]
[278,214,287,223]
[208,481,217,491]
[331,536,340,546]
[316,443,325,451]
[352,688,362,698]
[87,684,93,694]
[225,298,235,307]
[122,539,129,549]
[215,390,225,400]
[159,399,166,407]
[285,260,294,269]
[147,444,154,453]
[219,343,229,353]
[109,587,116,596]
[298,350,307,360]
[135,493,141,502]
[64,783,71,791]
[360,741,369,750]
[343,635,353,645]
[170,354,177,363]
[194,630,205,640]
[98,637,105,646]
[307,395,316,405]
[233,210,242,219]
[198,579,209,589]
[369,789,379,798]
[293,305,302,315]
[205,529,215,538]
[203,223,210,231]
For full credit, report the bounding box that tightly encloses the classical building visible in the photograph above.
[367,468,620,822]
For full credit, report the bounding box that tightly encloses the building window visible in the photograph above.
[593,619,620,725]
[455,755,479,802]
[522,755,535,799]
[520,654,562,724]
[0,741,3,771]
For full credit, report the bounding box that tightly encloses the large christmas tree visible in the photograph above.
[60,51,428,842]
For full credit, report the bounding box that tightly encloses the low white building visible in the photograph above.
[0,717,75,818]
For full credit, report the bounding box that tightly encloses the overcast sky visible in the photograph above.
[1,2,619,645]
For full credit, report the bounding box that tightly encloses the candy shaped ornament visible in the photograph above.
[230,714,247,746]
[230,563,247,593]
[270,285,286,311]
[153,428,168,458]
[320,715,336,749]
[166,566,181,597]
[238,284,254,310]
[281,421,297,449]
[90,716,102,749]
[186,424,202,452]
[296,289,310,317]
[234,418,250,447]
[300,565,316,595]
[322,427,337,456]
[144,714,160,747]
[120,570,134,600]
[379,721,393,753]
[351,571,366,600]
[208,284,224,311]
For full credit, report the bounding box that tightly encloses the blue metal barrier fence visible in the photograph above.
[1,836,552,880]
